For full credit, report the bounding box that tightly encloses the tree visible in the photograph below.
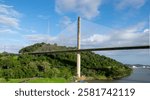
[59,67,72,80]
[0,69,2,78]
[2,69,13,81]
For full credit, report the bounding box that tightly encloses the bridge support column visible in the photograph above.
[77,17,81,78]
[77,53,81,78]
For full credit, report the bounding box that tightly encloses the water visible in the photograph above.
[87,68,150,83]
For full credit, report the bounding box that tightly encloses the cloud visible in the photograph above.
[58,20,149,48]
[0,44,24,53]
[0,4,21,29]
[25,34,57,43]
[91,22,149,47]
[0,28,17,34]
[0,4,21,17]
[82,34,110,43]
[143,28,149,33]
[0,15,19,28]
[55,0,101,19]
[115,0,147,10]
[81,29,148,47]
[0,3,21,54]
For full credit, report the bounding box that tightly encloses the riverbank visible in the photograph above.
[75,72,133,82]
[87,68,150,83]
[0,70,133,83]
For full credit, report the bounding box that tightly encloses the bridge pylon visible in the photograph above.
[77,16,81,78]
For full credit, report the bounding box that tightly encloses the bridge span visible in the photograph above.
[28,45,150,55]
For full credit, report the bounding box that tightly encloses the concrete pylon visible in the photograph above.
[77,17,81,78]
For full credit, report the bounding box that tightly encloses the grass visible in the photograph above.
[0,78,27,83]
[96,75,108,80]
[27,78,69,83]
[0,78,70,83]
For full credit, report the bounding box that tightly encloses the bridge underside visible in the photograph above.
[28,45,150,55]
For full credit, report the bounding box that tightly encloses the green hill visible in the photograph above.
[0,43,132,82]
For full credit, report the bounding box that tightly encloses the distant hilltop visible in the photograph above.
[126,64,150,69]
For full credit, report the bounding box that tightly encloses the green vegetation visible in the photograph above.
[0,78,68,83]
[27,78,69,83]
[0,42,132,83]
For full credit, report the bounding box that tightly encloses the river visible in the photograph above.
[87,68,150,83]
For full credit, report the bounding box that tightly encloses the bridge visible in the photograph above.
[28,45,150,54]
[26,17,150,79]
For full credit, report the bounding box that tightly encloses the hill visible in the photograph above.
[126,64,150,68]
[0,43,132,82]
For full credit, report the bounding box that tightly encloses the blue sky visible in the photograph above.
[0,0,149,64]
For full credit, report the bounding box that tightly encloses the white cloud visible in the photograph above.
[0,4,22,53]
[81,30,148,47]
[0,4,21,29]
[0,15,19,28]
[0,28,17,34]
[105,22,149,46]
[56,20,149,48]
[143,28,149,33]
[55,0,101,19]
[0,44,24,53]
[25,34,57,43]
[115,0,146,10]
[0,4,21,17]
[82,34,110,43]
[110,29,148,46]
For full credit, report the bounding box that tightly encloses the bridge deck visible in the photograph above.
[28,45,150,55]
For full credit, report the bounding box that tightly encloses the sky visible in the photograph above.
[0,0,149,65]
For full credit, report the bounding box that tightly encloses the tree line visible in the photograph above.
[0,43,132,81]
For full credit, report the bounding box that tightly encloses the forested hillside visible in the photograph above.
[0,43,132,82]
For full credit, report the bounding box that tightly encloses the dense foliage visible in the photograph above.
[0,43,132,81]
